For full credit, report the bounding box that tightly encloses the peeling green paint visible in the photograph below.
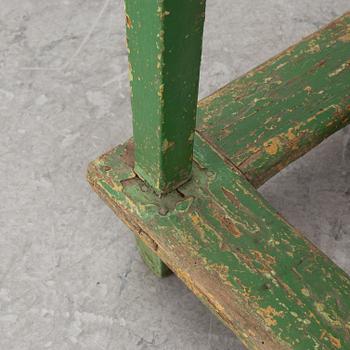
[88,134,350,349]
[125,0,206,194]
[197,12,350,187]
[87,11,350,350]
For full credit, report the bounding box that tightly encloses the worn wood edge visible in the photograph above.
[86,155,289,350]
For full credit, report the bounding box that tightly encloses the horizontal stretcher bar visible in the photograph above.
[88,135,350,349]
[197,12,350,187]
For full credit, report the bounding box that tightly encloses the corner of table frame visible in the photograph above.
[88,134,350,349]
[87,11,350,350]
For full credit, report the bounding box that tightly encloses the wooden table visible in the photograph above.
[88,3,350,349]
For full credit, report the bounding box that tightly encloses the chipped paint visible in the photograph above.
[125,14,132,29]
[329,335,342,349]
[162,139,175,152]
[88,10,350,350]
[196,12,350,188]
[286,128,297,141]
[257,306,284,327]
[304,85,313,94]
[88,134,350,350]
[306,40,321,53]
[301,288,310,297]
[125,0,206,194]
[339,33,350,42]
[127,62,133,81]
[157,83,164,98]
[264,137,280,155]
[329,60,350,77]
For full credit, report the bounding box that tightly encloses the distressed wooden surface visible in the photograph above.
[88,135,350,350]
[197,12,350,187]
[125,0,206,193]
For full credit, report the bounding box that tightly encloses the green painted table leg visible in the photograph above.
[136,237,172,278]
[125,1,206,271]
[125,0,206,194]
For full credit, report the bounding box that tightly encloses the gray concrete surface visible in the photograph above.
[1,1,350,349]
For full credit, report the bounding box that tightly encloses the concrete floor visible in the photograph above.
[1,1,350,349]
